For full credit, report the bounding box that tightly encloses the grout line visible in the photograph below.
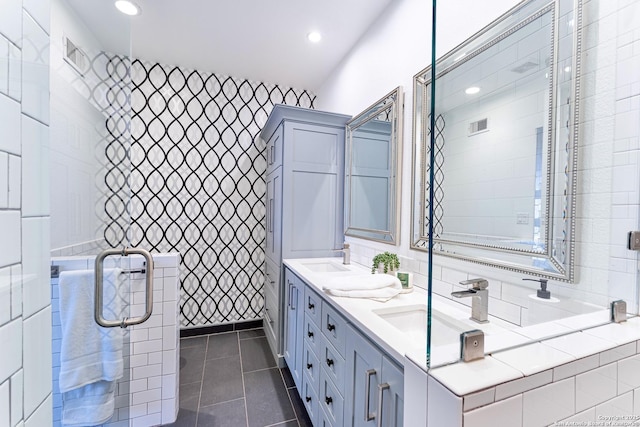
[242,365,279,375]
[238,332,250,427]
[194,335,209,427]
[198,396,245,410]
[281,375,301,427]
[238,334,266,341]
[285,384,307,427]
[264,419,298,427]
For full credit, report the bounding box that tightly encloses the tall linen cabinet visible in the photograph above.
[260,105,350,366]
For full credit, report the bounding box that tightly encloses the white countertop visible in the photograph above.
[284,257,526,366]
[283,257,633,397]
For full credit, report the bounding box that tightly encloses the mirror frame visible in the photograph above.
[411,0,581,282]
[345,86,404,244]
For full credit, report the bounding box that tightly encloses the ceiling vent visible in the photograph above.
[468,118,488,136]
[63,36,87,75]
[511,61,538,74]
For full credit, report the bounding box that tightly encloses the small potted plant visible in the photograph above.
[371,252,400,275]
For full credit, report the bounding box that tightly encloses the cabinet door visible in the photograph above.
[284,269,304,390]
[266,125,283,175]
[263,284,280,360]
[379,358,404,427]
[344,325,383,427]
[265,168,282,263]
[282,122,345,258]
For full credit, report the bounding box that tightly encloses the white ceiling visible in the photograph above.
[65,0,397,91]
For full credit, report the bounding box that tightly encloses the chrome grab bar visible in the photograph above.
[94,247,154,328]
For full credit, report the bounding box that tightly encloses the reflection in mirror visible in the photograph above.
[345,87,403,244]
[412,0,581,281]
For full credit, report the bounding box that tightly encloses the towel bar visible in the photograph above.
[95,247,154,328]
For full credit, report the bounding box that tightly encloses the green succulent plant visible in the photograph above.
[371,252,400,274]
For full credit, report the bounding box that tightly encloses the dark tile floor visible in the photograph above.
[164,328,313,427]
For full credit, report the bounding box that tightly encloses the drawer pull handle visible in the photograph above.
[327,323,336,332]
[365,369,377,421]
[325,396,333,405]
[326,358,334,367]
[306,396,312,403]
[308,331,314,338]
[307,363,313,369]
[308,302,315,309]
[377,383,390,427]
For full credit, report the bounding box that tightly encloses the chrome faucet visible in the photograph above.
[333,242,350,265]
[451,278,489,323]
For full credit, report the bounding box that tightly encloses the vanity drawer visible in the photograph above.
[303,313,321,356]
[321,302,347,358]
[302,365,320,426]
[303,340,321,393]
[265,258,280,297]
[304,285,322,326]
[320,338,346,396]
[319,405,335,427]
[319,368,344,427]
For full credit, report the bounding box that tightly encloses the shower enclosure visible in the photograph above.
[49,0,179,425]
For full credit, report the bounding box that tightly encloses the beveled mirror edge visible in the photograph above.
[345,86,404,245]
[409,0,581,283]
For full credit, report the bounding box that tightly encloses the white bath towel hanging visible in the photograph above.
[58,268,124,426]
[322,274,402,302]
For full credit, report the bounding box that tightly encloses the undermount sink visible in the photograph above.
[301,261,349,273]
[373,305,472,347]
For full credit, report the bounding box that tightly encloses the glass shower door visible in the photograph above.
[49,0,144,425]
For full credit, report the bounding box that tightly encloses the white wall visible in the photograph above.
[49,0,108,253]
[316,0,640,327]
[0,0,53,425]
[317,0,522,257]
[441,85,542,241]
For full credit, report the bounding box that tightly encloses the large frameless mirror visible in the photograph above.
[412,0,581,281]
[345,87,404,244]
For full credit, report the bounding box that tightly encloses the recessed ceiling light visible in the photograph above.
[465,86,480,95]
[115,0,141,16]
[307,31,322,43]
[564,66,571,73]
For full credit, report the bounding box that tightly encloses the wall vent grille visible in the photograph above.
[468,118,488,136]
[63,36,87,75]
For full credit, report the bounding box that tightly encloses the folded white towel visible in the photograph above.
[59,269,124,426]
[322,274,402,302]
[61,381,117,427]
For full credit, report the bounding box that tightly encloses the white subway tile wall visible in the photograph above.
[0,0,52,426]
[51,254,181,426]
[449,340,640,427]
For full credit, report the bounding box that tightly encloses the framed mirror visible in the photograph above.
[345,87,404,244]
[411,0,581,281]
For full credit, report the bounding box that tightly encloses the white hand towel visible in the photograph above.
[59,268,124,426]
[322,274,402,302]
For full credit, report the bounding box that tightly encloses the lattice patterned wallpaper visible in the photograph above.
[118,60,315,327]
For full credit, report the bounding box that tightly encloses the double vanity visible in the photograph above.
[281,258,640,427]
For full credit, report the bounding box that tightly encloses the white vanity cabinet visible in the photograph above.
[260,105,350,366]
[285,265,404,427]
